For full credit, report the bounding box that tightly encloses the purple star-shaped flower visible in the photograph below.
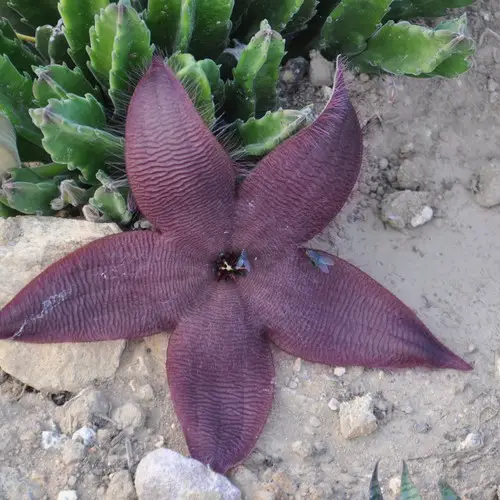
[0,57,470,473]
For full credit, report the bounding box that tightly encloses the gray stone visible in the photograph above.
[0,466,45,499]
[59,388,109,434]
[309,50,334,87]
[134,449,241,500]
[112,402,145,430]
[397,159,427,190]
[230,467,260,499]
[0,217,125,392]
[135,384,155,401]
[339,394,378,439]
[62,440,86,465]
[471,163,500,208]
[105,470,137,500]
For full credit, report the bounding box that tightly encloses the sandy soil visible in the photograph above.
[1,1,499,499]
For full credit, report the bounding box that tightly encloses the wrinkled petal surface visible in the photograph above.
[0,231,212,342]
[167,283,274,473]
[233,61,362,255]
[126,58,235,252]
[241,249,471,370]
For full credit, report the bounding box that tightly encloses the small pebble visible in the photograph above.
[410,205,433,228]
[458,432,483,451]
[136,384,155,401]
[379,157,389,169]
[413,422,431,434]
[41,430,66,450]
[60,388,109,434]
[154,436,166,448]
[309,50,334,86]
[397,159,426,190]
[467,344,477,353]
[105,470,136,500]
[399,404,414,415]
[359,73,370,82]
[291,440,314,458]
[488,78,498,92]
[309,416,321,428]
[400,142,415,157]
[381,190,433,230]
[62,440,86,465]
[471,163,500,208]
[67,476,77,488]
[328,397,340,411]
[58,491,78,500]
[293,358,302,373]
[333,367,346,377]
[112,402,145,430]
[97,429,112,446]
[339,394,378,439]
[72,426,96,446]
[389,476,401,495]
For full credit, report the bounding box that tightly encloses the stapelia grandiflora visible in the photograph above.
[0,57,471,473]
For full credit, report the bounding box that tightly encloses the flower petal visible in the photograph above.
[167,283,274,473]
[242,249,471,370]
[125,57,235,252]
[0,231,211,342]
[233,59,362,255]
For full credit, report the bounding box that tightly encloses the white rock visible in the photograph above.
[333,366,346,377]
[72,426,96,446]
[458,432,483,451]
[58,491,78,500]
[0,217,125,392]
[134,449,241,500]
[471,163,500,207]
[327,398,340,411]
[339,394,378,439]
[41,430,67,450]
[389,476,401,495]
[410,205,434,227]
[135,384,155,401]
[105,470,136,500]
[309,50,334,87]
[60,388,109,434]
[112,402,145,430]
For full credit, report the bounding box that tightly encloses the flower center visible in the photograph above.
[214,250,251,281]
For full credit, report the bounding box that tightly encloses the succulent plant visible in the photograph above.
[0,0,475,221]
[370,461,462,499]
